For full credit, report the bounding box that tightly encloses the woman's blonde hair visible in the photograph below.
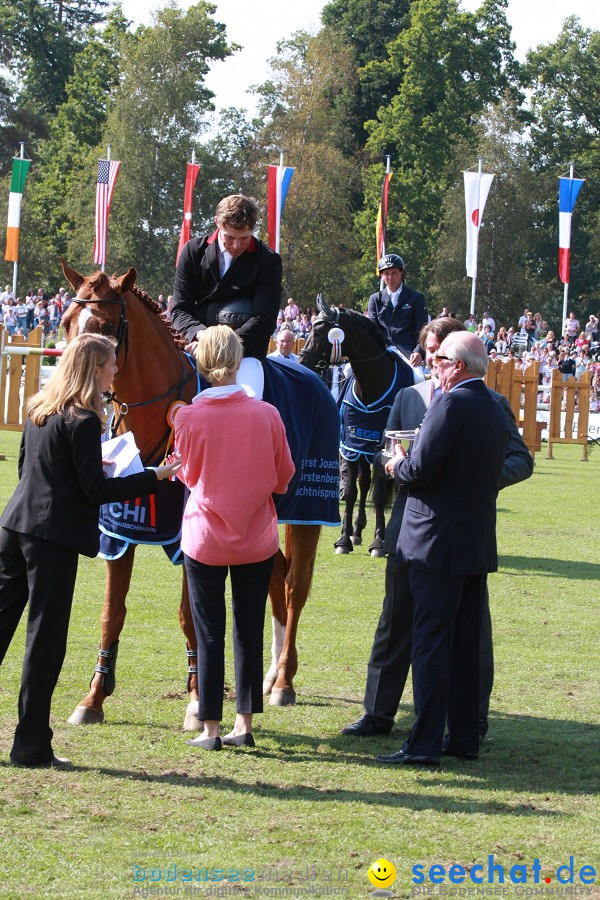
[195,325,243,383]
[27,333,116,426]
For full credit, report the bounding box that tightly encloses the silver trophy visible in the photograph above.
[382,429,418,460]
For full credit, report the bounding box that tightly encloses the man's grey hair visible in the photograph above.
[443,332,489,377]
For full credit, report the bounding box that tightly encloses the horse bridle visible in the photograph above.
[73,294,129,365]
[72,291,196,456]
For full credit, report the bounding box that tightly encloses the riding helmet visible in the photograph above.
[378,253,405,272]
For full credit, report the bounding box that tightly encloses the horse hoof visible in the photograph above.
[370,547,386,558]
[67,706,104,726]
[335,546,352,554]
[269,687,296,706]
[183,701,203,732]
[350,535,362,546]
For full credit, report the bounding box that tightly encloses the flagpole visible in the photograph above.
[12,142,25,297]
[469,157,482,316]
[561,161,574,331]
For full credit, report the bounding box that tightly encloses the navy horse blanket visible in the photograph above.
[98,356,340,561]
[339,350,414,463]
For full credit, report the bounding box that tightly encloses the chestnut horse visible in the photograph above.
[299,296,415,555]
[60,259,323,728]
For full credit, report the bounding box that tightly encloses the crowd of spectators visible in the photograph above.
[0,283,74,343]
[452,306,600,411]
[271,297,600,413]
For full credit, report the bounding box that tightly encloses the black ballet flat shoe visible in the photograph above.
[186,736,222,751]
[222,733,256,748]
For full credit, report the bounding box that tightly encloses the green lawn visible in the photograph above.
[0,430,597,899]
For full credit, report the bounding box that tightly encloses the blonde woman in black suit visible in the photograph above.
[0,333,181,767]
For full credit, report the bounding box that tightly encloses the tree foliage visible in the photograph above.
[0,0,108,116]
[249,30,360,305]
[522,17,600,302]
[356,0,517,300]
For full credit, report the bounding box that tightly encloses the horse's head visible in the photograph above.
[299,294,347,372]
[60,258,137,365]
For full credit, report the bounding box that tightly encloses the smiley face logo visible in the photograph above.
[368,858,397,889]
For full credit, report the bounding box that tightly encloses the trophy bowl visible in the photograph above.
[382,429,418,460]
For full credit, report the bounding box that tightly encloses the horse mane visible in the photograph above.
[120,278,187,350]
[337,306,388,350]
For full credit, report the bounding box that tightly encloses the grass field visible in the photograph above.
[0,430,598,900]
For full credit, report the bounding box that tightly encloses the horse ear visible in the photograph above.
[60,257,84,292]
[114,267,137,294]
[317,293,333,317]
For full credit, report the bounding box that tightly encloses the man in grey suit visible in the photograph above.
[342,318,533,740]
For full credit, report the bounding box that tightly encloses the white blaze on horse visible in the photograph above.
[299,295,416,556]
[59,260,339,728]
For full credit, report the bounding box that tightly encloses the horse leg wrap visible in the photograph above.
[334,534,354,551]
[186,649,198,693]
[93,641,119,696]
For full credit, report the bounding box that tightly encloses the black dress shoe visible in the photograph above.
[222,733,255,748]
[341,715,393,736]
[441,737,478,760]
[375,748,439,766]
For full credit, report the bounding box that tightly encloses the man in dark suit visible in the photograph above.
[342,319,533,741]
[171,194,282,397]
[375,332,509,765]
[367,254,428,360]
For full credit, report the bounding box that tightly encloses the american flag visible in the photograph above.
[93,158,121,267]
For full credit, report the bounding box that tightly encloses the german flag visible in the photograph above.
[375,171,392,274]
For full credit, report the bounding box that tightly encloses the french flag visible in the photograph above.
[267,163,294,253]
[558,176,584,284]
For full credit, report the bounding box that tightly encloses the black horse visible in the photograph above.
[300,296,416,555]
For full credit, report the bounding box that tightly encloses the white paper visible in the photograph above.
[101,432,144,478]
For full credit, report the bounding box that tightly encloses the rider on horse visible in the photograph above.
[171,194,282,399]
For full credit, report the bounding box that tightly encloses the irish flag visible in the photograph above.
[5,158,31,262]
[558,176,584,284]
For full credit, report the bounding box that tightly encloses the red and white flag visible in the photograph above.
[93,158,121,267]
[463,170,494,278]
[176,162,200,265]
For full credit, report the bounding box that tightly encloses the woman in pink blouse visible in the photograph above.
[175,326,294,750]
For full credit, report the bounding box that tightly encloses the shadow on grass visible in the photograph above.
[498,556,600,580]
[2,713,595,816]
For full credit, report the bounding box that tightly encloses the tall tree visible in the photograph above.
[0,0,108,116]
[522,17,600,302]
[0,8,129,290]
[321,0,413,145]
[250,30,360,306]
[63,2,233,295]
[430,100,557,329]
[356,0,517,300]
